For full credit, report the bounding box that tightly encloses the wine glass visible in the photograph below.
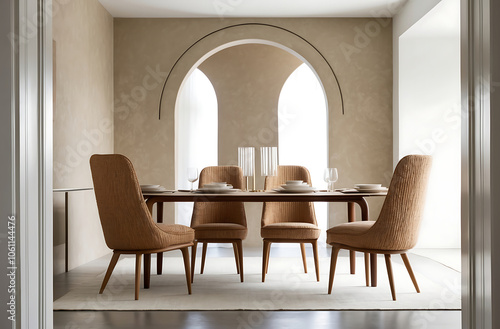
[323,168,338,192]
[187,167,198,191]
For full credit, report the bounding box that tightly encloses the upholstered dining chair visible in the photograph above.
[90,154,194,300]
[190,166,247,282]
[327,155,432,300]
[261,165,321,282]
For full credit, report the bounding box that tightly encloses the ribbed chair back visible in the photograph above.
[191,166,246,227]
[90,154,171,251]
[262,165,317,226]
[365,155,432,251]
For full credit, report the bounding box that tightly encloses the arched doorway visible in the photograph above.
[175,68,218,226]
[278,63,328,242]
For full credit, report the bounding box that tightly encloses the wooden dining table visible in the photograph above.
[143,190,387,287]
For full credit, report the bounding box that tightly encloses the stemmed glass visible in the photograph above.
[323,168,338,192]
[187,167,198,192]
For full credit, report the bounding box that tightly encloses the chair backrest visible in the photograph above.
[366,155,432,251]
[190,166,247,227]
[90,154,168,251]
[261,165,317,227]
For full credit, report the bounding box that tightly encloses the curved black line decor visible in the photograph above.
[158,22,345,119]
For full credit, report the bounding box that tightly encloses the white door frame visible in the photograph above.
[460,0,497,328]
[13,0,497,328]
[15,0,53,328]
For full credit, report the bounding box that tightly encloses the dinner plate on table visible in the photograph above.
[273,187,318,193]
[194,188,241,194]
[140,184,160,189]
[342,187,388,193]
[355,187,388,193]
[141,186,175,193]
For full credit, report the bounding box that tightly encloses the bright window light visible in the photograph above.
[278,63,328,240]
[175,68,218,226]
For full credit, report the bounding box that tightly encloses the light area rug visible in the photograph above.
[54,255,461,311]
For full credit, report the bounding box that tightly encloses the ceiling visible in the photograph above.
[98,0,408,18]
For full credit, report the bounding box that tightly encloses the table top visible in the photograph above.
[143,190,387,202]
[53,187,93,193]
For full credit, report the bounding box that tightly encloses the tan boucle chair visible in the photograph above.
[190,166,247,282]
[90,154,194,300]
[327,155,432,300]
[261,165,321,282]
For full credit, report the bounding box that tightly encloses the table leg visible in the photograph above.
[157,202,164,275]
[347,202,356,275]
[356,198,377,287]
[144,253,151,289]
[64,192,69,273]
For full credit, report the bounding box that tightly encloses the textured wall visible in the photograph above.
[53,0,114,274]
[114,18,393,246]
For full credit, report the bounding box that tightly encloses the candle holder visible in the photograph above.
[238,147,255,191]
[260,146,278,177]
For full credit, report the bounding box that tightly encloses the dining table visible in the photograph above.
[143,190,387,287]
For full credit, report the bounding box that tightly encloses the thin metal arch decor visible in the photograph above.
[158,22,345,119]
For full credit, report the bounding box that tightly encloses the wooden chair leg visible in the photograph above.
[401,253,420,293]
[300,243,308,273]
[99,252,120,294]
[364,252,370,287]
[384,254,396,301]
[328,246,340,294]
[232,242,240,274]
[181,247,192,294]
[265,242,271,274]
[191,241,197,283]
[135,254,142,300]
[144,253,151,289]
[236,239,244,282]
[200,242,208,274]
[312,240,320,282]
[262,240,271,282]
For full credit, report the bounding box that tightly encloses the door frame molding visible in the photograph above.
[14,0,497,328]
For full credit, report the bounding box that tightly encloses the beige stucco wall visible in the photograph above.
[114,18,393,247]
[53,0,113,274]
[199,44,302,245]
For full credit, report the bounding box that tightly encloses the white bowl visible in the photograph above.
[282,184,311,189]
[203,182,232,189]
[140,184,160,188]
[355,184,382,189]
[286,180,303,185]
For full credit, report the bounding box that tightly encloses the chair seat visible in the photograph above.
[326,221,375,248]
[156,224,195,245]
[261,222,321,240]
[193,223,248,240]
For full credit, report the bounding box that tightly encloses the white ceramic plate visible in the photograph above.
[355,184,382,189]
[195,188,241,193]
[281,184,311,189]
[141,185,167,191]
[140,184,160,189]
[273,188,317,193]
[142,188,175,193]
[354,187,388,193]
